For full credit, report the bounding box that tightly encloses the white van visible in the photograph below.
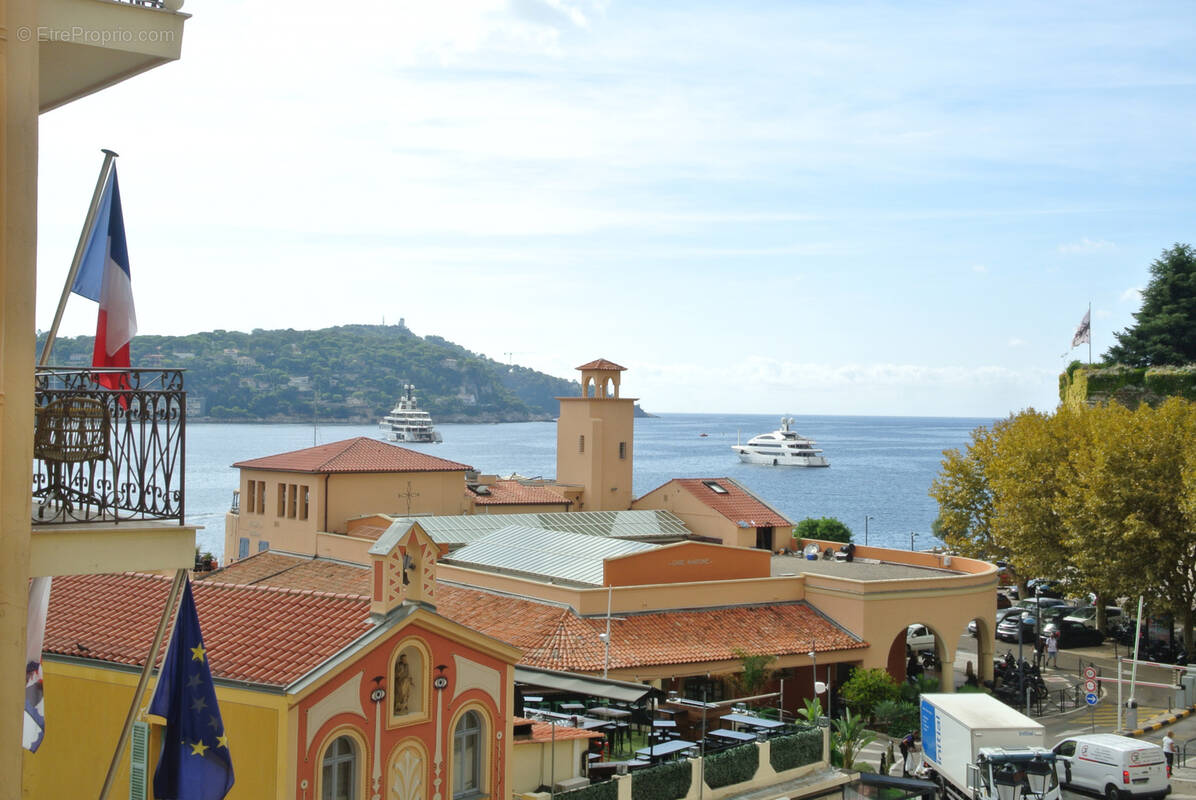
[1052,734,1170,800]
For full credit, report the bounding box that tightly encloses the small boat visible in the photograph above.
[732,417,828,467]
[699,433,709,438]
[379,385,442,443]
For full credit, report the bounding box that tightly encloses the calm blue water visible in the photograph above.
[185,414,995,559]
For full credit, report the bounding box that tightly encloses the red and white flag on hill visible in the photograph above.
[69,166,137,391]
[1071,309,1091,348]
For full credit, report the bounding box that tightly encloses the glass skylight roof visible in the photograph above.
[390,509,690,546]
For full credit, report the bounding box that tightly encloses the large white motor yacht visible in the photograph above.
[732,417,829,466]
[379,385,442,443]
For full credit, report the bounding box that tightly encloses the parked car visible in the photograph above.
[1052,734,1169,800]
[1015,597,1067,611]
[997,613,1039,643]
[1065,606,1123,629]
[1041,620,1105,648]
[1040,605,1079,625]
[970,606,1025,635]
[906,624,936,651]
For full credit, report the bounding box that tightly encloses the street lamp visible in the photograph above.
[1025,756,1053,798]
[910,531,917,551]
[865,516,873,547]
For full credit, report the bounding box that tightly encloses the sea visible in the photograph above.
[186,414,996,560]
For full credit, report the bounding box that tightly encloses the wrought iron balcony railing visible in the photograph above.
[33,368,185,525]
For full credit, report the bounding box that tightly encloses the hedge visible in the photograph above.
[703,744,759,789]
[768,727,822,773]
[871,700,920,737]
[559,780,619,800]
[1143,366,1196,399]
[631,760,692,800]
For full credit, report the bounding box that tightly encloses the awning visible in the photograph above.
[514,666,664,705]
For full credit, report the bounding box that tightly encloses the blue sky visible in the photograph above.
[34,1,1196,417]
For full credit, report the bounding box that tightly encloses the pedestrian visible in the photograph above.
[1035,635,1046,669]
[1046,631,1059,668]
[900,732,914,777]
[1163,729,1176,778]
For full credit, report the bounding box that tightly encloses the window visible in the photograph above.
[702,480,729,495]
[578,435,585,453]
[453,711,485,799]
[277,483,287,516]
[618,442,626,459]
[244,483,255,514]
[256,481,266,515]
[288,484,298,518]
[238,538,249,559]
[300,485,310,520]
[258,540,270,553]
[322,735,358,800]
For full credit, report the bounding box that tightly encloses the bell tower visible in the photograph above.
[556,359,635,511]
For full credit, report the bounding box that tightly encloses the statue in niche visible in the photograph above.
[393,650,421,716]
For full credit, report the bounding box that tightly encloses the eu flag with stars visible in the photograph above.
[148,578,234,800]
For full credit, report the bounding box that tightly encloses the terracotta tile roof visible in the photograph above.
[207,553,866,674]
[467,480,571,507]
[44,572,373,687]
[232,437,472,474]
[575,359,626,371]
[513,718,603,743]
[667,478,791,528]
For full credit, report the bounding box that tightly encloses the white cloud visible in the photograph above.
[1008,338,1027,347]
[1058,238,1117,254]
[972,264,989,273]
[1120,287,1142,302]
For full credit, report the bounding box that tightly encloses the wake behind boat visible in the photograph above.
[379,384,442,443]
[732,417,829,467]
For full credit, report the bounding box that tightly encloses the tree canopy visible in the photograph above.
[930,400,1196,648]
[1105,244,1196,367]
[792,517,853,543]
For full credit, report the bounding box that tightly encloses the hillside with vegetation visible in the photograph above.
[38,324,580,423]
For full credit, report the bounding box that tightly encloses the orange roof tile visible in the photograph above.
[666,478,791,528]
[575,359,626,371]
[209,553,864,674]
[468,480,572,507]
[232,437,472,474]
[44,572,373,687]
[513,718,603,743]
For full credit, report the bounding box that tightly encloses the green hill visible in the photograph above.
[37,324,579,423]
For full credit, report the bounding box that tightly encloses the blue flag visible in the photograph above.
[148,579,234,800]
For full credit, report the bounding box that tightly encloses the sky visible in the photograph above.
[34,1,1196,417]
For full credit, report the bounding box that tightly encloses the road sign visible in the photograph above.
[1085,692,1099,706]
[1084,679,1098,693]
[1084,666,1097,680]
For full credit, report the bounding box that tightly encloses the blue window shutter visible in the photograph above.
[129,720,148,800]
[238,538,249,558]
[258,540,269,552]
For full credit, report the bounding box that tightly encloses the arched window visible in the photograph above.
[322,735,358,800]
[452,710,485,799]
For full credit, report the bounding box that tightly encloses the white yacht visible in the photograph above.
[732,417,829,467]
[379,385,442,443]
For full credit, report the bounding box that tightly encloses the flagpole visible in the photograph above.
[38,149,119,368]
[97,568,187,800]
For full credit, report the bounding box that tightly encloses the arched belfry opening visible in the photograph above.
[556,359,634,511]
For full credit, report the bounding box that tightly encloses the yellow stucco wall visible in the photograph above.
[326,471,468,531]
[556,398,634,511]
[511,739,589,793]
[24,660,288,800]
[631,485,751,547]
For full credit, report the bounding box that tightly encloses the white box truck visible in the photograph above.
[920,693,1061,800]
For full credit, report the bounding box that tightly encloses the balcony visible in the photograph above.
[38,0,191,113]
[31,368,195,577]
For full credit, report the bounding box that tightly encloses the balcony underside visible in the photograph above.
[31,517,197,577]
[38,0,189,113]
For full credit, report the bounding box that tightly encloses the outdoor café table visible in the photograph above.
[636,739,697,762]
[708,728,756,743]
[721,713,785,731]
[651,720,676,728]
[559,702,586,712]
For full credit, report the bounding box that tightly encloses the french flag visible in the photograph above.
[70,166,137,391]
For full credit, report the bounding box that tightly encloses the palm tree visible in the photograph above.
[831,709,876,770]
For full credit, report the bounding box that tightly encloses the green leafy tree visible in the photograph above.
[830,709,876,770]
[792,517,853,544]
[731,648,776,695]
[1105,244,1196,367]
[796,697,823,726]
[839,667,900,721]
